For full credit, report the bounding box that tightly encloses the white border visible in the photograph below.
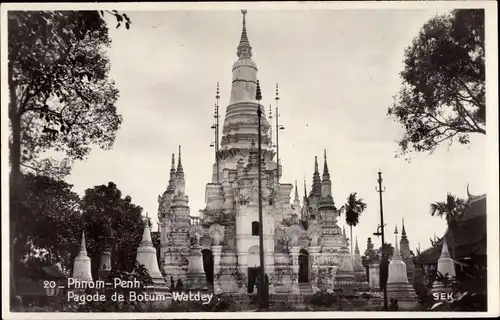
[1,1,498,319]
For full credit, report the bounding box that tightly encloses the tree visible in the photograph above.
[343,192,367,262]
[430,193,468,258]
[14,173,82,277]
[387,9,485,159]
[8,10,131,296]
[81,182,145,278]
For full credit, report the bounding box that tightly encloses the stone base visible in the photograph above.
[387,282,418,310]
[186,272,207,290]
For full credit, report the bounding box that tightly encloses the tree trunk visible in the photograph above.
[350,225,353,264]
[9,80,21,298]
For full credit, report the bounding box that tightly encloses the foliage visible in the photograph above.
[14,173,82,276]
[343,192,367,228]
[387,9,485,158]
[8,11,129,179]
[429,193,468,224]
[81,182,145,277]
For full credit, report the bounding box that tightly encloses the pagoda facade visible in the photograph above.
[156,10,358,295]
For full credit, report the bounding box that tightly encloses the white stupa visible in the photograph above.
[386,226,417,309]
[72,232,93,282]
[136,215,167,287]
[432,239,456,294]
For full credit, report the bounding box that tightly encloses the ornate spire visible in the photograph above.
[303,177,307,199]
[176,145,184,176]
[237,9,252,59]
[310,156,322,199]
[401,218,407,237]
[323,149,330,178]
[294,180,299,201]
[355,237,360,254]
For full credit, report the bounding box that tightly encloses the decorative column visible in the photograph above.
[307,225,322,293]
[208,224,225,294]
[286,225,301,294]
[187,224,207,289]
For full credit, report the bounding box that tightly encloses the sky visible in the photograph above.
[61,8,489,255]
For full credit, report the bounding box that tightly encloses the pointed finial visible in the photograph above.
[314,156,319,173]
[401,218,406,236]
[216,82,220,99]
[294,180,299,200]
[323,149,329,176]
[269,105,273,118]
[303,176,308,198]
[440,239,451,258]
[275,83,280,101]
[394,225,398,234]
[177,145,184,173]
[237,9,252,59]
[80,232,87,253]
[256,80,262,101]
[171,153,176,171]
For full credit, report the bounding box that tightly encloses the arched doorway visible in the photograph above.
[298,249,309,283]
[202,249,214,286]
[247,246,260,293]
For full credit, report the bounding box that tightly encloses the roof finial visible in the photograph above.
[275,82,280,101]
[294,180,299,200]
[303,175,307,199]
[314,156,319,173]
[323,149,329,176]
[171,153,175,171]
[401,217,406,236]
[237,9,252,59]
[177,145,183,174]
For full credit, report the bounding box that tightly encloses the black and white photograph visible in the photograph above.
[1,1,498,318]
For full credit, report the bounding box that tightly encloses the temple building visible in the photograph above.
[156,10,356,294]
[419,186,487,292]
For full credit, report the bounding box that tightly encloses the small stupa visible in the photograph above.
[72,232,93,282]
[431,239,456,294]
[136,214,167,287]
[353,238,370,291]
[386,226,417,310]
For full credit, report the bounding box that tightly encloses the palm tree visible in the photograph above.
[429,193,468,259]
[343,192,367,261]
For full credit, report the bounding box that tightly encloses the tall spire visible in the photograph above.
[310,156,322,199]
[303,177,307,199]
[294,180,299,201]
[323,149,330,178]
[401,218,407,237]
[237,9,252,59]
[355,237,360,254]
[268,104,273,147]
[177,145,184,175]
[314,156,319,174]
